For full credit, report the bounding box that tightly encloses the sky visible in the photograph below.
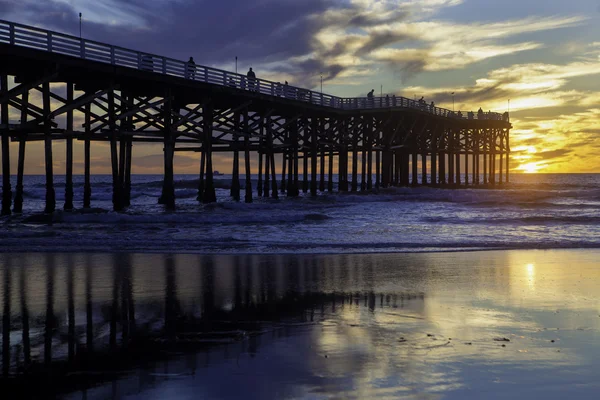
[2,0,600,174]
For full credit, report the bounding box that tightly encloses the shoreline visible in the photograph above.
[2,245,600,255]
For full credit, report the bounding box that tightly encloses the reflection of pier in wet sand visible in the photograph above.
[0,253,425,398]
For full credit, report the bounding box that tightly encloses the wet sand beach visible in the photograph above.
[1,250,599,399]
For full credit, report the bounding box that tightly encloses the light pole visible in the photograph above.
[320,73,323,93]
[235,56,238,74]
[79,13,82,38]
[452,92,455,111]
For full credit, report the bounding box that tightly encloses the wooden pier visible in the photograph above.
[0,20,511,214]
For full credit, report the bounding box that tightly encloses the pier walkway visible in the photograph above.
[0,19,511,214]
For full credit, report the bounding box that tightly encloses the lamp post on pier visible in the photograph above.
[79,13,82,38]
[452,92,455,111]
[320,73,323,93]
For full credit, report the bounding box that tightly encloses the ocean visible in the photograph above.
[1,173,599,253]
[2,174,600,399]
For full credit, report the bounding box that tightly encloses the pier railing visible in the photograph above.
[0,19,506,121]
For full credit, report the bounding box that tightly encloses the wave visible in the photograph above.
[422,215,600,225]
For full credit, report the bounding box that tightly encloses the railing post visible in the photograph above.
[320,93,324,106]
[137,53,142,70]
[47,32,52,51]
[271,82,275,96]
[162,58,167,74]
[203,67,208,83]
[80,39,85,58]
[223,71,227,86]
[110,46,115,64]
[9,24,15,45]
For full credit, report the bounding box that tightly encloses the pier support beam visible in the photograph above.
[431,130,437,186]
[1,75,12,216]
[448,130,454,186]
[13,91,28,213]
[64,83,74,211]
[351,119,358,192]
[202,104,217,203]
[412,151,418,186]
[83,99,92,208]
[268,120,278,199]
[43,81,56,214]
[231,111,241,201]
[243,110,253,203]
[311,118,318,196]
[455,131,461,185]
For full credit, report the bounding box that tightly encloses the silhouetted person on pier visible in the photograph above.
[247,68,256,91]
[283,81,290,98]
[468,111,474,120]
[185,57,196,79]
[457,111,463,118]
[392,95,396,106]
[367,89,374,106]
[478,108,484,120]
[386,94,390,106]
[503,111,509,122]
[430,101,435,112]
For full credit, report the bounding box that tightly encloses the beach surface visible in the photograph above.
[1,249,599,399]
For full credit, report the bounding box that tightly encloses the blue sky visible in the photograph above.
[2,0,600,173]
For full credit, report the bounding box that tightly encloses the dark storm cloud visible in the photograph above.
[2,0,418,88]
[5,0,327,64]
[355,31,414,56]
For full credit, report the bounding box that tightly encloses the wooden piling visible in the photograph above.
[43,81,55,214]
[109,89,123,211]
[0,75,11,216]
[311,118,318,196]
[455,132,461,185]
[361,120,367,191]
[319,124,326,192]
[197,144,205,201]
[231,111,241,201]
[431,130,437,186]
[375,140,381,190]
[269,124,279,199]
[202,104,217,203]
[64,82,74,211]
[366,119,373,191]
[506,132,510,184]
[160,91,177,209]
[483,131,488,185]
[125,138,132,206]
[472,131,478,185]
[243,110,253,203]
[464,150,469,186]
[263,119,270,198]
[257,142,263,197]
[351,119,358,192]
[412,151,418,186]
[448,130,455,186]
[13,91,28,213]
[499,132,504,184]
[281,151,287,194]
[421,151,427,186]
[83,99,92,208]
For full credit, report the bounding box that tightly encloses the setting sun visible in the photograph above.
[518,162,545,173]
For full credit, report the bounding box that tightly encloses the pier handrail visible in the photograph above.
[0,19,506,121]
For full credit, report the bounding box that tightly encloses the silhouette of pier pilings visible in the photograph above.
[0,20,511,214]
